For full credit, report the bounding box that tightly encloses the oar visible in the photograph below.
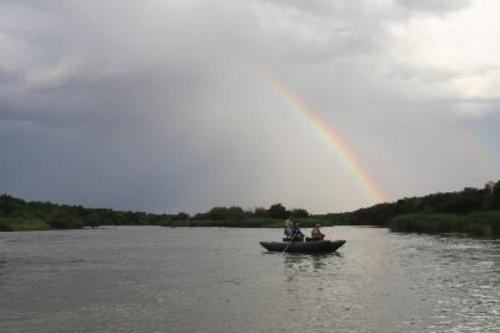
[282,235,294,254]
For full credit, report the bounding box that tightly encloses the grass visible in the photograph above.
[0,218,51,231]
[164,217,336,228]
[3,209,497,239]
[390,211,500,238]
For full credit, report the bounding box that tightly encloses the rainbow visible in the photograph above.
[458,128,499,180]
[261,70,386,204]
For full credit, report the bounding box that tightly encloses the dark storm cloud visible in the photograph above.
[0,0,499,213]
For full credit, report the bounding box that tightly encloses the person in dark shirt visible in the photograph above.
[290,221,305,241]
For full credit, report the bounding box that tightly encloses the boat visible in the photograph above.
[259,239,346,253]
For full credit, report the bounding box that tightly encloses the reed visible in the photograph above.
[390,212,500,238]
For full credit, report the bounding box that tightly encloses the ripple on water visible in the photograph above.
[0,227,499,333]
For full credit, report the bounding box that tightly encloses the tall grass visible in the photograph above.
[390,211,500,238]
[0,218,51,231]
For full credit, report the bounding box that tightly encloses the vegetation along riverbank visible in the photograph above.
[1,180,499,238]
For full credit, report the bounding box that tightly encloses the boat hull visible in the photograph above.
[259,240,346,253]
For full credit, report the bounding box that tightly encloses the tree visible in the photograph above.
[173,212,190,221]
[208,207,229,220]
[291,208,309,218]
[254,207,268,218]
[485,181,496,192]
[268,203,287,219]
[47,211,83,229]
[228,206,244,221]
[84,213,100,228]
[491,180,500,209]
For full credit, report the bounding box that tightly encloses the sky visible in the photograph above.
[1,0,499,214]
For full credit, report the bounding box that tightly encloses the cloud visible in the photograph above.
[395,0,471,14]
[0,0,499,213]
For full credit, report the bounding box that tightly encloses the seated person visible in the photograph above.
[283,219,294,238]
[310,224,325,240]
[290,222,305,241]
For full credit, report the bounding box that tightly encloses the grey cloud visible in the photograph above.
[395,0,471,14]
[0,0,498,213]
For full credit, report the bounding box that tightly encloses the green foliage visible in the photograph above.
[206,206,244,221]
[47,212,84,229]
[268,203,288,219]
[0,217,50,231]
[2,179,499,237]
[324,181,499,227]
[0,193,172,231]
[228,206,244,221]
[291,208,309,218]
[484,180,500,209]
[173,212,190,221]
[165,216,336,228]
[463,211,500,237]
[390,212,500,237]
[192,212,208,220]
[390,214,459,234]
[254,207,269,218]
[0,220,12,231]
[208,207,229,220]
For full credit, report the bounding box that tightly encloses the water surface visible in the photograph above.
[1,226,498,332]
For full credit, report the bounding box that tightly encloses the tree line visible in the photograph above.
[0,195,171,231]
[324,180,500,237]
[326,180,500,224]
[1,180,499,236]
[174,203,309,222]
[0,196,309,231]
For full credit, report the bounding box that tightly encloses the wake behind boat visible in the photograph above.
[259,239,346,253]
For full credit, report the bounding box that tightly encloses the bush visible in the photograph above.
[173,212,190,221]
[0,221,12,231]
[227,206,244,221]
[390,214,460,234]
[291,208,309,218]
[462,211,500,237]
[390,212,500,238]
[47,212,83,229]
[254,207,269,218]
[269,203,287,219]
[0,218,50,231]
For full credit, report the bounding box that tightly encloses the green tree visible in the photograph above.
[173,212,190,221]
[491,180,500,209]
[291,208,309,218]
[269,203,287,219]
[84,213,100,228]
[208,207,229,220]
[228,206,244,221]
[47,211,83,229]
[254,207,268,218]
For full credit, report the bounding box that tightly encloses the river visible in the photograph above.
[0,226,498,333]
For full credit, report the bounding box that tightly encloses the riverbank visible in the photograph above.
[165,217,335,228]
[165,215,499,238]
[389,211,500,238]
[2,181,499,238]
[2,213,498,239]
[0,218,51,231]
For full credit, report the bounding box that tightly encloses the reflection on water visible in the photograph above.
[283,253,341,271]
[0,258,5,277]
[0,226,498,333]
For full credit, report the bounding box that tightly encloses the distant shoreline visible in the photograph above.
[1,180,499,238]
[1,214,498,239]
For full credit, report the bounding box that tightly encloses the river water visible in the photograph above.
[0,226,498,333]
